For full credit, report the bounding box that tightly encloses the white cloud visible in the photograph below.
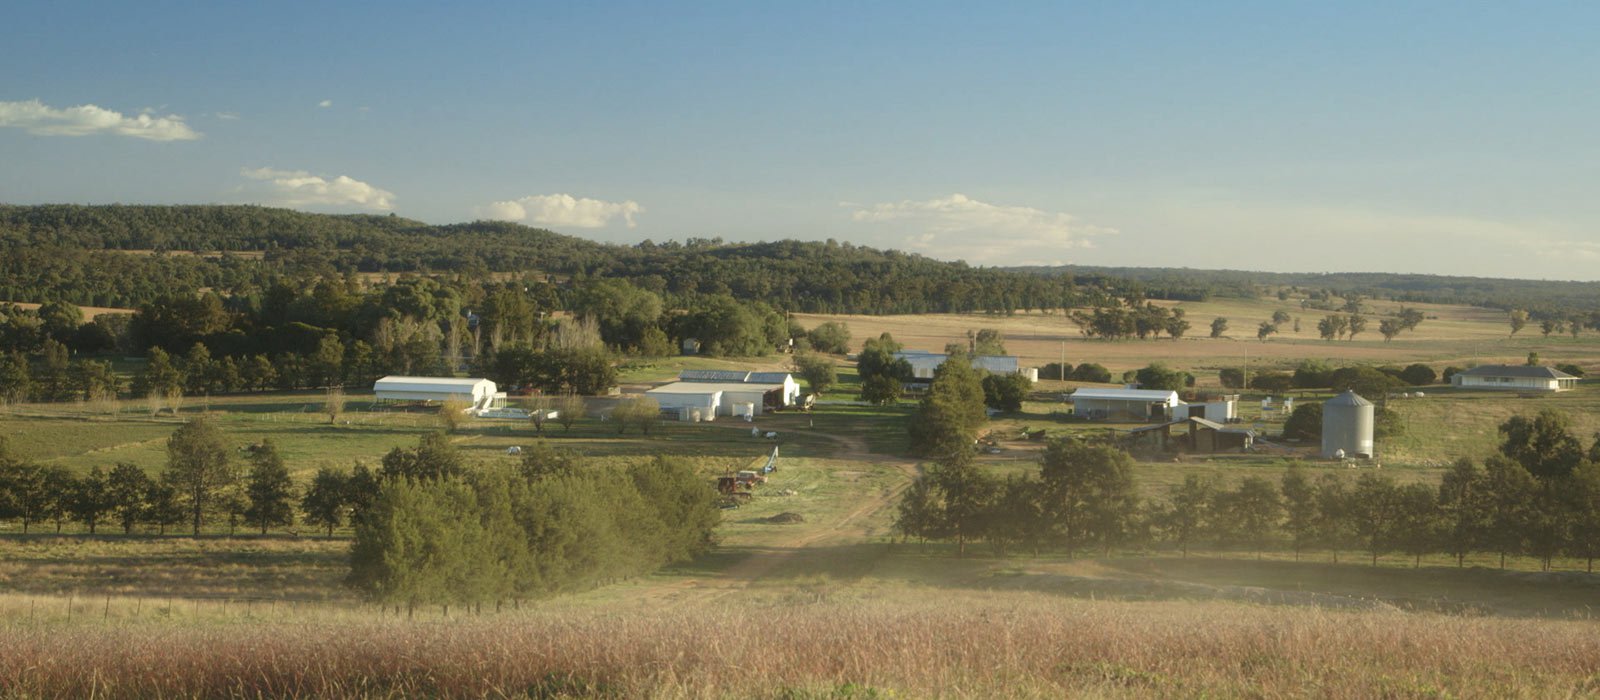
[213,111,240,120]
[318,99,333,108]
[480,193,642,228]
[846,193,1113,264]
[240,167,395,211]
[0,99,200,141]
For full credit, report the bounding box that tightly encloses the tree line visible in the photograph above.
[347,443,719,609]
[0,204,1121,316]
[897,410,1600,571]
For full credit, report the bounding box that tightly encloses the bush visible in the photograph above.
[1399,363,1437,386]
[1282,402,1322,441]
[1557,363,1586,378]
[1441,366,1464,383]
[1069,363,1112,383]
[807,322,852,354]
[981,372,1032,412]
[1219,368,1245,389]
[1039,362,1072,381]
[1249,371,1294,394]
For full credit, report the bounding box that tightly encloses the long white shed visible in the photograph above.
[374,376,503,411]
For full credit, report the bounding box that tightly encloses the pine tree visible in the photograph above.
[68,467,112,534]
[1437,458,1487,567]
[301,467,351,538]
[1155,474,1215,558]
[244,439,296,534]
[1280,466,1317,559]
[106,463,151,534]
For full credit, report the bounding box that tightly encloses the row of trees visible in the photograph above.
[347,449,719,608]
[898,411,1600,570]
[1068,303,1190,340]
[0,427,295,535]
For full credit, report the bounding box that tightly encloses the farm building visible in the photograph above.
[893,351,1031,380]
[646,369,801,420]
[1127,417,1255,453]
[1173,395,1239,422]
[373,376,505,412]
[1069,387,1182,421]
[678,369,802,407]
[643,382,726,422]
[1451,365,1579,392]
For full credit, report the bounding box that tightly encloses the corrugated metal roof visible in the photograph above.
[746,372,794,384]
[375,376,493,390]
[1457,364,1577,380]
[647,381,784,395]
[1326,390,1373,407]
[1069,388,1180,402]
[679,369,752,382]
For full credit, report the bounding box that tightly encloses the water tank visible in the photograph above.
[1321,390,1375,458]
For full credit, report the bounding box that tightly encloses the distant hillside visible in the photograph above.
[0,204,1110,314]
[1011,264,1600,315]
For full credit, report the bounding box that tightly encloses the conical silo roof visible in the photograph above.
[1326,390,1372,407]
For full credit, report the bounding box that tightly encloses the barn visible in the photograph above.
[1069,387,1182,421]
[1451,365,1579,392]
[373,376,505,412]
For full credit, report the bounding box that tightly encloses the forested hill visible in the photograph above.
[1011,264,1600,315]
[0,204,1115,314]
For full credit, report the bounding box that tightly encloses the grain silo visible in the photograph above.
[1321,390,1375,459]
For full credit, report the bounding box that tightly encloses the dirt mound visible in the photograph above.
[765,512,806,524]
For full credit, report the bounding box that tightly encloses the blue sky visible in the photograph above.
[3,2,1599,279]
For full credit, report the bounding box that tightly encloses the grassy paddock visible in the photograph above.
[0,593,1596,698]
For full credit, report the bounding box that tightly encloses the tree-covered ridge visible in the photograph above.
[0,204,1107,314]
[1014,264,1600,315]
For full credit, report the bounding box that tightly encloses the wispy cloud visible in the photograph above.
[318,99,333,108]
[0,99,200,141]
[213,111,240,120]
[847,193,1113,264]
[480,193,642,228]
[240,167,395,211]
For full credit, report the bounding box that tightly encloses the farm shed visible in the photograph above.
[893,351,1029,380]
[644,383,723,421]
[677,369,801,408]
[1451,365,1579,392]
[1172,395,1238,422]
[373,376,505,412]
[1127,417,1254,453]
[1069,387,1182,421]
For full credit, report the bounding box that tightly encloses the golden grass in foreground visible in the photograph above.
[2,593,1597,698]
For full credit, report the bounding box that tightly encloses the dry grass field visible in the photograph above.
[796,295,1600,379]
[3,593,1598,698]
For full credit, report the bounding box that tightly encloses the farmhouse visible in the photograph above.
[1451,365,1579,392]
[1069,387,1182,421]
[373,376,505,412]
[645,369,801,421]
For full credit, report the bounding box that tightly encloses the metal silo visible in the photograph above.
[1321,390,1375,459]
